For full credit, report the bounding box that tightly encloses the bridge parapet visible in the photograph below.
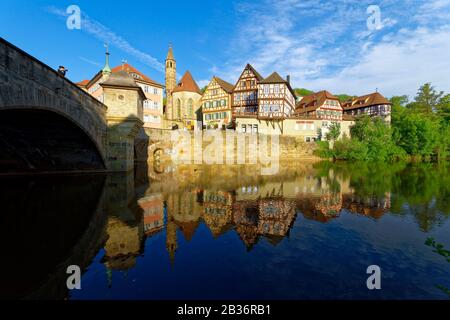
[0,37,108,166]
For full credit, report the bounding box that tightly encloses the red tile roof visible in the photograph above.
[111,63,163,87]
[172,71,201,94]
[213,76,234,93]
[76,79,89,86]
[342,92,392,111]
[295,90,340,114]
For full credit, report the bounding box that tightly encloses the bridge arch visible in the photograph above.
[0,37,108,173]
[0,108,106,172]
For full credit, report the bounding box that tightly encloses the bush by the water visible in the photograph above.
[316,83,450,161]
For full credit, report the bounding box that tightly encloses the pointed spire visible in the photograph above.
[166,43,174,61]
[168,246,176,266]
[102,43,112,75]
[106,267,112,288]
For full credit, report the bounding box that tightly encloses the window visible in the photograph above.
[154,101,158,109]
[241,124,246,133]
[154,88,158,95]
[176,99,181,118]
[144,115,150,122]
[253,124,258,133]
[188,98,194,118]
[144,85,149,93]
[264,85,269,94]
[149,115,160,123]
[274,84,279,94]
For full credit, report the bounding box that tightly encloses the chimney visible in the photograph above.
[286,75,291,84]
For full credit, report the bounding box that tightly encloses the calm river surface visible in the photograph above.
[1,161,449,299]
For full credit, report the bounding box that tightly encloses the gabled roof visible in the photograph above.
[176,220,199,242]
[342,92,392,110]
[259,72,286,84]
[235,64,264,86]
[172,70,201,94]
[100,70,146,99]
[295,90,340,114]
[101,70,140,88]
[111,63,163,87]
[245,63,264,81]
[259,72,296,98]
[213,76,234,93]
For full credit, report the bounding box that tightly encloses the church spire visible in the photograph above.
[165,43,177,123]
[102,44,112,76]
[166,43,174,61]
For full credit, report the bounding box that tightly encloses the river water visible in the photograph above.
[1,161,449,299]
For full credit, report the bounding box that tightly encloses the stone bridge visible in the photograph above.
[0,37,143,173]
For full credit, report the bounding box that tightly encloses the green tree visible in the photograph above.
[393,112,440,157]
[390,95,409,108]
[437,94,450,122]
[409,83,444,114]
[325,122,341,149]
[336,94,353,102]
[294,88,313,97]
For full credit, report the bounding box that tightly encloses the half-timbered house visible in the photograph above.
[201,76,234,129]
[294,90,343,121]
[232,64,264,117]
[342,92,392,123]
[258,72,296,119]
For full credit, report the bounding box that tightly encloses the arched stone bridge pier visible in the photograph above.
[0,37,143,173]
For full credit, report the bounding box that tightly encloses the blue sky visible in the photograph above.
[1,0,450,98]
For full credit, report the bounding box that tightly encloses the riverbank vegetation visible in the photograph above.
[316,83,450,161]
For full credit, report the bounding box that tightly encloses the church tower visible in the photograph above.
[165,45,176,121]
[166,215,178,265]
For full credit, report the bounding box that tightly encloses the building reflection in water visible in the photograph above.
[100,172,144,283]
[132,164,392,261]
[0,162,394,299]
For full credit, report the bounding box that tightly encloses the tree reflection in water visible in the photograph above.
[1,161,449,299]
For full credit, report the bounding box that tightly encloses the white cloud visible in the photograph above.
[307,26,450,97]
[78,56,101,67]
[197,79,210,89]
[47,6,165,74]
[216,0,450,97]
